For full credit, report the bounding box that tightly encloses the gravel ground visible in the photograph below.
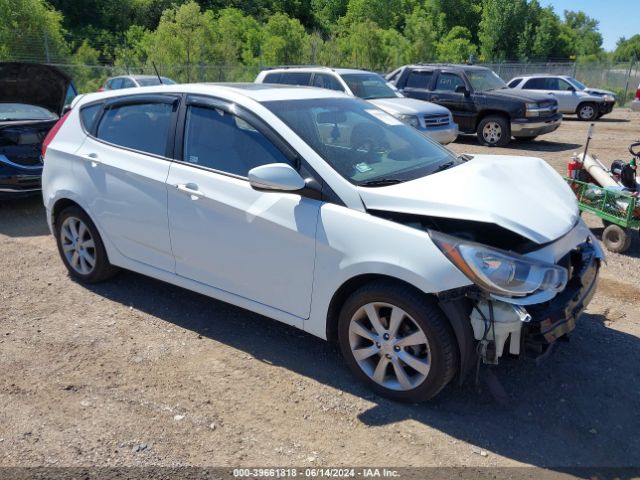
[1,109,639,471]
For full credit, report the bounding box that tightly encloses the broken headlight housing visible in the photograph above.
[429,230,568,297]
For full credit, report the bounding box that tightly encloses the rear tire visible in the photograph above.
[577,102,598,121]
[602,223,632,253]
[337,281,458,402]
[55,206,119,283]
[477,115,510,147]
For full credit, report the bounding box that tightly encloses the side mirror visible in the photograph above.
[248,163,306,192]
[455,85,470,96]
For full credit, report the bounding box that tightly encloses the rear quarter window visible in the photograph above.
[508,78,522,88]
[79,104,102,132]
[96,102,174,157]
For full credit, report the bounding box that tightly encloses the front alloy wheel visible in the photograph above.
[338,282,458,402]
[348,302,431,391]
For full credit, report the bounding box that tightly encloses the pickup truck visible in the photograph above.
[387,64,563,147]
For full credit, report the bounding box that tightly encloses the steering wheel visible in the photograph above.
[350,123,386,162]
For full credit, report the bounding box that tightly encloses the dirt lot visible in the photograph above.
[1,109,640,471]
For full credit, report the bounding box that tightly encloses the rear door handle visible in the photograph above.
[83,152,101,167]
[176,182,204,199]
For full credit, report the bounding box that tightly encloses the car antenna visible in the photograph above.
[152,62,163,85]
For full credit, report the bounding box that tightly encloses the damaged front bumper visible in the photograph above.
[439,235,601,381]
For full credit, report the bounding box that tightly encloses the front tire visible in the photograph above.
[55,206,119,283]
[477,115,510,147]
[577,102,598,121]
[338,281,458,402]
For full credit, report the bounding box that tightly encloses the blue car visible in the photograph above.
[0,63,75,198]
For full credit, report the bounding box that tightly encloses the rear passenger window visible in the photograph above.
[108,78,123,90]
[280,72,312,85]
[96,102,174,156]
[523,78,547,89]
[312,74,344,91]
[406,70,433,89]
[435,73,465,91]
[263,72,282,84]
[508,78,521,88]
[80,104,102,132]
[182,106,290,177]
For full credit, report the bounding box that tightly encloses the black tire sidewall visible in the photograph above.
[602,224,630,253]
[55,206,116,283]
[337,282,457,402]
[477,115,510,147]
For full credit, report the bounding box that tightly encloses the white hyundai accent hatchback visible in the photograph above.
[42,83,602,402]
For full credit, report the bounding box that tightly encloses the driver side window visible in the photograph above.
[182,105,291,177]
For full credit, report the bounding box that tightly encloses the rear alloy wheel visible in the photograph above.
[55,206,119,283]
[577,102,598,121]
[338,282,457,402]
[477,115,510,147]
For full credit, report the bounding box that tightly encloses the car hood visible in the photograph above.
[584,87,615,97]
[368,97,451,116]
[0,63,71,115]
[357,155,579,244]
[490,88,556,103]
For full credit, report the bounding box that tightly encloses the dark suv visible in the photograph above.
[387,64,562,147]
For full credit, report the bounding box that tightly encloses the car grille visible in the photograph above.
[538,100,558,117]
[422,114,450,128]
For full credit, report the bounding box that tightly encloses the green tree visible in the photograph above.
[312,0,348,32]
[0,0,68,62]
[261,13,310,65]
[436,26,477,63]
[614,35,640,62]
[71,40,105,92]
[478,0,526,61]
[148,1,206,81]
[337,20,387,70]
[563,10,602,57]
[342,0,403,30]
[403,5,445,63]
[437,0,482,42]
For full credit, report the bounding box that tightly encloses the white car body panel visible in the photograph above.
[166,161,320,319]
[42,83,596,345]
[357,155,579,244]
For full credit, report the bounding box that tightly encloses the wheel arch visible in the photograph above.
[474,109,510,130]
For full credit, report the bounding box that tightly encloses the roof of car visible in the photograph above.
[262,66,376,76]
[404,64,491,71]
[514,74,573,79]
[109,75,172,80]
[79,82,349,106]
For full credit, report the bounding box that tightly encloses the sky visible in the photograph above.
[539,0,636,51]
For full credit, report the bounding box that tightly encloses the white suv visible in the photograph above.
[255,67,458,145]
[42,83,602,402]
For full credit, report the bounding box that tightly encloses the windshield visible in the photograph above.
[566,77,587,90]
[263,97,459,186]
[137,77,176,86]
[466,69,507,91]
[340,73,399,100]
[0,103,58,121]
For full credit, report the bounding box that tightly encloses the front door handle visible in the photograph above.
[176,182,204,199]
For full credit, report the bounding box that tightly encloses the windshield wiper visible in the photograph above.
[433,161,455,173]
[360,178,403,187]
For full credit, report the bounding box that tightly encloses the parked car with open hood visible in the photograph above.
[255,67,458,145]
[42,83,602,401]
[387,64,562,146]
[507,75,616,120]
[0,62,76,198]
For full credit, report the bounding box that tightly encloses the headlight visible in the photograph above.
[396,114,420,128]
[603,94,615,102]
[525,103,540,117]
[429,230,568,297]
